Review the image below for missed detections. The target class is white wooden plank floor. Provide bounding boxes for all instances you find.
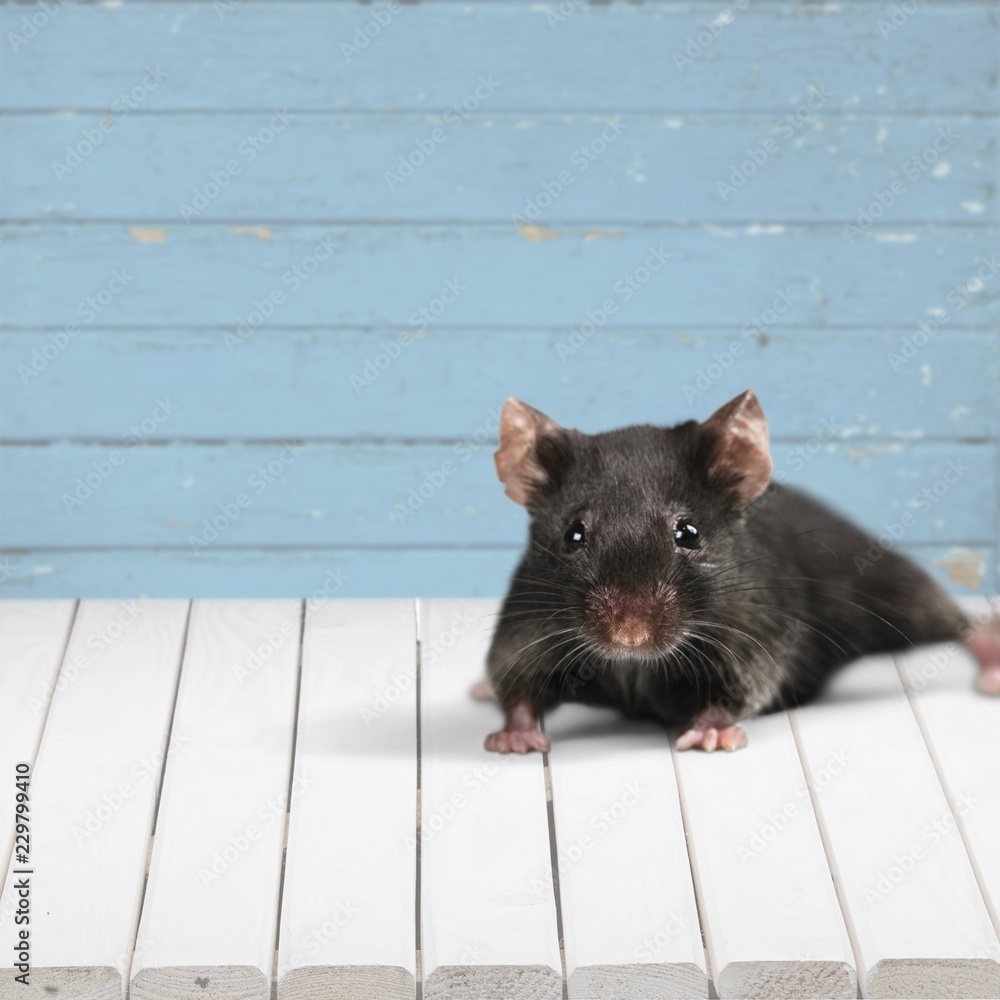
[0,597,999,999]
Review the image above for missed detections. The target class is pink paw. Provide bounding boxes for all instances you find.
[976,666,1000,695]
[469,680,493,702]
[484,727,551,754]
[676,723,748,753]
[969,621,1000,695]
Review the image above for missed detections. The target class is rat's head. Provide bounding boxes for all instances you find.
[495,390,773,661]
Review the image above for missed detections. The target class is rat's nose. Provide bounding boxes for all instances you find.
[610,616,652,648]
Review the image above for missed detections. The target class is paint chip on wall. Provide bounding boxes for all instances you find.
[934,550,985,590]
[129,227,167,244]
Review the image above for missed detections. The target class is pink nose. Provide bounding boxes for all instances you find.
[609,616,651,648]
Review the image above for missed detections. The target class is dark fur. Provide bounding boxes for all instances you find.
[487,418,968,730]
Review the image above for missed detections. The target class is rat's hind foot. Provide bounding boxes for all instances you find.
[469,680,493,701]
[676,708,749,752]
[484,700,550,754]
[967,618,1000,694]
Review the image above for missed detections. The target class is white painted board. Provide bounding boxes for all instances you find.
[419,598,562,1000]
[545,703,707,999]
[675,711,856,998]
[131,600,303,1000]
[0,599,190,1000]
[0,602,76,874]
[895,596,1000,971]
[791,653,1000,998]
[278,598,418,1000]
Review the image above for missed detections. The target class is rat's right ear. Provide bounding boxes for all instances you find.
[495,398,568,506]
[702,389,773,504]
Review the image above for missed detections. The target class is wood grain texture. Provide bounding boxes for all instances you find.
[0,440,993,549]
[4,115,994,223]
[418,598,562,999]
[791,654,1000,998]
[545,705,707,999]
[277,599,417,999]
[2,225,998,330]
[0,600,189,999]
[130,601,302,1000]
[4,328,998,443]
[1,3,995,113]
[0,544,992,600]
[674,712,855,999]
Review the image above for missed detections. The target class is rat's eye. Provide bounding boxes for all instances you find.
[564,521,587,548]
[673,519,700,551]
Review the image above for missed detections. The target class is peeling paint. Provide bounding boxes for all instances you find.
[961,201,987,215]
[583,230,624,241]
[935,550,985,590]
[872,232,917,243]
[848,443,903,458]
[744,224,786,235]
[518,224,561,242]
[129,227,167,244]
[233,226,273,241]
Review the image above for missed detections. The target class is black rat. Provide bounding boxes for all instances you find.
[481,390,1000,753]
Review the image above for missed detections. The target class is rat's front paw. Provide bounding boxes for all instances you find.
[968,619,1000,694]
[484,728,551,754]
[676,722,748,752]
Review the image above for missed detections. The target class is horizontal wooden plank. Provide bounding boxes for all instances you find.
[1,225,997,329]
[3,114,994,224]
[0,544,992,601]
[3,328,998,442]
[0,440,993,549]
[0,3,995,114]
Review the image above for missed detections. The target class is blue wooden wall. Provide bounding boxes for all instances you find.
[1,0,997,598]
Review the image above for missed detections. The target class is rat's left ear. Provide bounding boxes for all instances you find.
[495,398,569,506]
[702,389,773,503]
